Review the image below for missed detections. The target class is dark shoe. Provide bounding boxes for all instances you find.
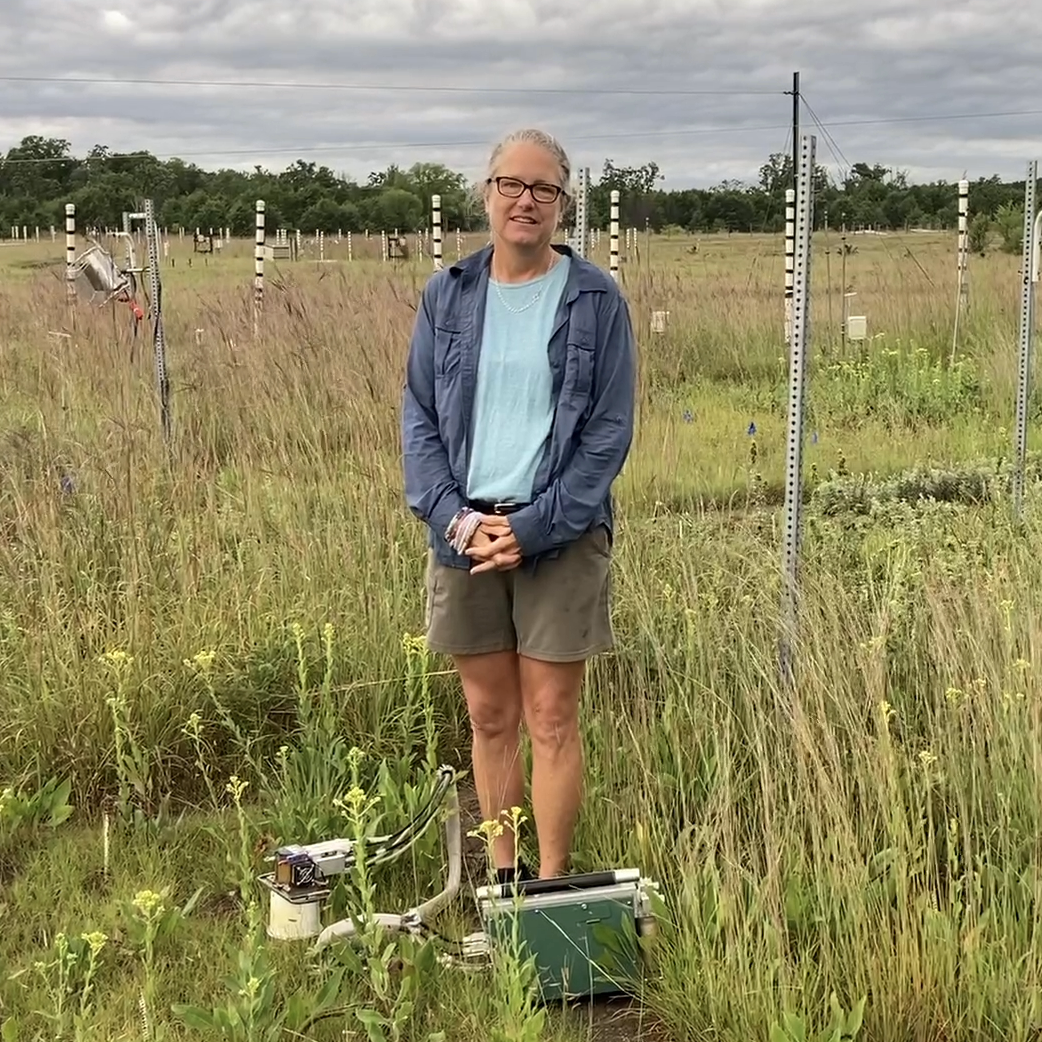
[495,862,535,886]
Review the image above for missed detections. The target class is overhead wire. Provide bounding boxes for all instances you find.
[0,73,781,97]
[5,102,1042,167]
[798,91,937,289]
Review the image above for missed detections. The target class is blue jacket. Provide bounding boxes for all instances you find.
[401,243,636,570]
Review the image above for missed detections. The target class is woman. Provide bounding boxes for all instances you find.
[401,128,636,882]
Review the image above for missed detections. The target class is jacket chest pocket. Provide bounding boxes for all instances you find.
[562,340,595,408]
[433,326,462,380]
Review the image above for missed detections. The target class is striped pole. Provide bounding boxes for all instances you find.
[609,190,620,281]
[784,188,795,343]
[65,203,76,302]
[957,178,969,306]
[432,194,443,271]
[950,178,970,361]
[254,199,265,338]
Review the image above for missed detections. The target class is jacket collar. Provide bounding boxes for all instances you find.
[448,242,609,294]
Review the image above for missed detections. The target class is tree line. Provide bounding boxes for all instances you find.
[0,135,1032,239]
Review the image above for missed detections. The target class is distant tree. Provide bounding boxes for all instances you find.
[0,134,1032,238]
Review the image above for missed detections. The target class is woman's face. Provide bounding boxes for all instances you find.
[484,142,565,251]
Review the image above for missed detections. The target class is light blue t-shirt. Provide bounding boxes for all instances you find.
[466,254,571,504]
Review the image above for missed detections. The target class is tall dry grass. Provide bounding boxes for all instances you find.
[1,230,1041,1040]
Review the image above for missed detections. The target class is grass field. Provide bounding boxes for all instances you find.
[1,223,1041,1042]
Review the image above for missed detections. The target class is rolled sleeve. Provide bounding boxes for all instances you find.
[508,291,636,557]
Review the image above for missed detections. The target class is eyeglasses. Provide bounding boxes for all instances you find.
[487,176,564,204]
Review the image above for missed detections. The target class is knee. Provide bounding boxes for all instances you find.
[468,700,522,741]
[525,692,580,750]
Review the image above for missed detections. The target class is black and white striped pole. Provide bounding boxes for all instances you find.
[951,179,970,361]
[431,194,443,271]
[784,188,795,343]
[65,203,76,304]
[957,178,969,307]
[1013,161,1038,520]
[609,189,620,281]
[779,134,817,687]
[254,199,265,339]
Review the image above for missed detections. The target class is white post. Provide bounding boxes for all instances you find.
[958,178,969,306]
[951,178,971,361]
[254,200,265,338]
[432,194,443,271]
[65,203,76,302]
[784,188,795,343]
[609,190,620,281]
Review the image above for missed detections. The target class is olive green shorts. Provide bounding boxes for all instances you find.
[424,526,614,663]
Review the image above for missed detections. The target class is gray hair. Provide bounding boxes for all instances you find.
[469,128,573,213]
[486,128,572,193]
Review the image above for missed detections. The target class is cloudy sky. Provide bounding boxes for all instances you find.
[2,0,1040,190]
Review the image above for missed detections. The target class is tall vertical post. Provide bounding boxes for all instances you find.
[784,188,795,343]
[254,200,265,339]
[957,178,969,306]
[791,71,800,195]
[574,167,588,259]
[431,194,443,271]
[779,133,817,687]
[950,178,970,361]
[1013,161,1037,520]
[609,189,620,281]
[65,203,76,302]
[144,198,171,446]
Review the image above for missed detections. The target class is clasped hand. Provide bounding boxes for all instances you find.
[465,515,521,574]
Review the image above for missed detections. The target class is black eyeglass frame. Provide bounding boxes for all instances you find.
[486,176,566,204]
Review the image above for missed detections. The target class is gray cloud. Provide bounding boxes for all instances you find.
[2,0,1040,188]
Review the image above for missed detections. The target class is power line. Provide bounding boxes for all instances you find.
[3,106,1041,167]
[0,73,780,97]
[0,123,797,164]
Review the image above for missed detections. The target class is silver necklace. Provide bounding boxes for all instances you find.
[492,255,557,314]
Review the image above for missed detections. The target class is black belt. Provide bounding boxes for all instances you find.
[467,500,529,516]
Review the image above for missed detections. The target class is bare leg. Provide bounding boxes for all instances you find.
[519,656,586,878]
[454,650,525,871]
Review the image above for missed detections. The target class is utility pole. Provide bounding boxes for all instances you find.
[791,71,800,194]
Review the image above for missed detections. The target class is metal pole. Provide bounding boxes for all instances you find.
[144,198,171,446]
[1013,160,1037,520]
[791,71,800,194]
[779,133,817,687]
[574,167,588,259]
